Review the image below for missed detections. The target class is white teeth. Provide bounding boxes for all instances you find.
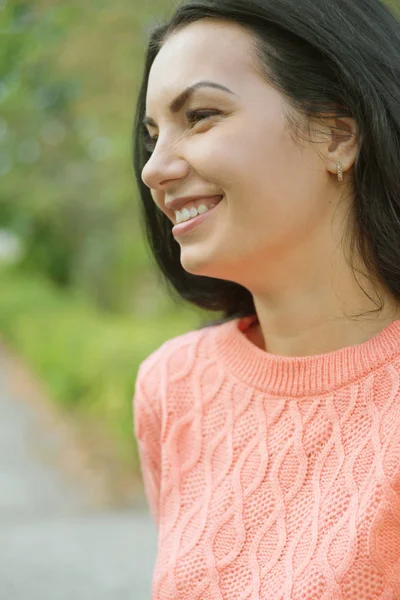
[175,203,210,224]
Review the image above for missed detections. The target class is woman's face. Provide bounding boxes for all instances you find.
[142,19,339,289]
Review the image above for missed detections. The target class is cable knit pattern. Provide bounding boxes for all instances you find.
[133,315,400,599]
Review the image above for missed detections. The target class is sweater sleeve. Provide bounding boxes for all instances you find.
[133,360,162,528]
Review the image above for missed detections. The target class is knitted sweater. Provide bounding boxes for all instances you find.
[133,314,400,600]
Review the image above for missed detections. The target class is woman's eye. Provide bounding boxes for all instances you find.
[185,108,220,125]
[143,109,220,153]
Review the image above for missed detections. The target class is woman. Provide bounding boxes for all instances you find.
[132,0,400,597]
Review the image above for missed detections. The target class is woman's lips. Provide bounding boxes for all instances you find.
[172,196,223,237]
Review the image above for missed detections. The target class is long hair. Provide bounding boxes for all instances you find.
[133,0,400,329]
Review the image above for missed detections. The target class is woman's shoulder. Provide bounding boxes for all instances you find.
[136,318,230,385]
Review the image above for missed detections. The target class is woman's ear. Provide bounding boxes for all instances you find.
[325,117,359,178]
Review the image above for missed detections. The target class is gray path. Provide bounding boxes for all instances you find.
[0,347,157,600]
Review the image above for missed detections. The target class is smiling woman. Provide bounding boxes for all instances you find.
[131,0,400,598]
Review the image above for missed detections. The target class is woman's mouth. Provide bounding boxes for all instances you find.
[172,196,223,237]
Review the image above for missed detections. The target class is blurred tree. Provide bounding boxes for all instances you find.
[0,0,170,314]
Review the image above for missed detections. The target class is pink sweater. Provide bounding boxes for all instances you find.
[133,315,400,599]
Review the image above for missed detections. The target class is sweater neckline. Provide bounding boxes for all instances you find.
[213,314,400,396]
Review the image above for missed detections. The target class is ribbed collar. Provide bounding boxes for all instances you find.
[213,314,400,397]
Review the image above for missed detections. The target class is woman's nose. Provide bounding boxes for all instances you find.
[141,141,189,190]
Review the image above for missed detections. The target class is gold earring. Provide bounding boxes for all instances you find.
[337,160,344,182]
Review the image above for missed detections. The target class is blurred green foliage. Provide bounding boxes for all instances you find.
[0,266,201,465]
[0,0,178,313]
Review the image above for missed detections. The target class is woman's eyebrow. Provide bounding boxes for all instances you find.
[143,80,237,128]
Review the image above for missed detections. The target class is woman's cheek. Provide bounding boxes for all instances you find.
[186,132,241,182]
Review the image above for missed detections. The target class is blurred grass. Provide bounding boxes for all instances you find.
[0,266,203,471]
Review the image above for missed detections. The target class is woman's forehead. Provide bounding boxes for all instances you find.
[146,25,256,112]
[148,20,255,83]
